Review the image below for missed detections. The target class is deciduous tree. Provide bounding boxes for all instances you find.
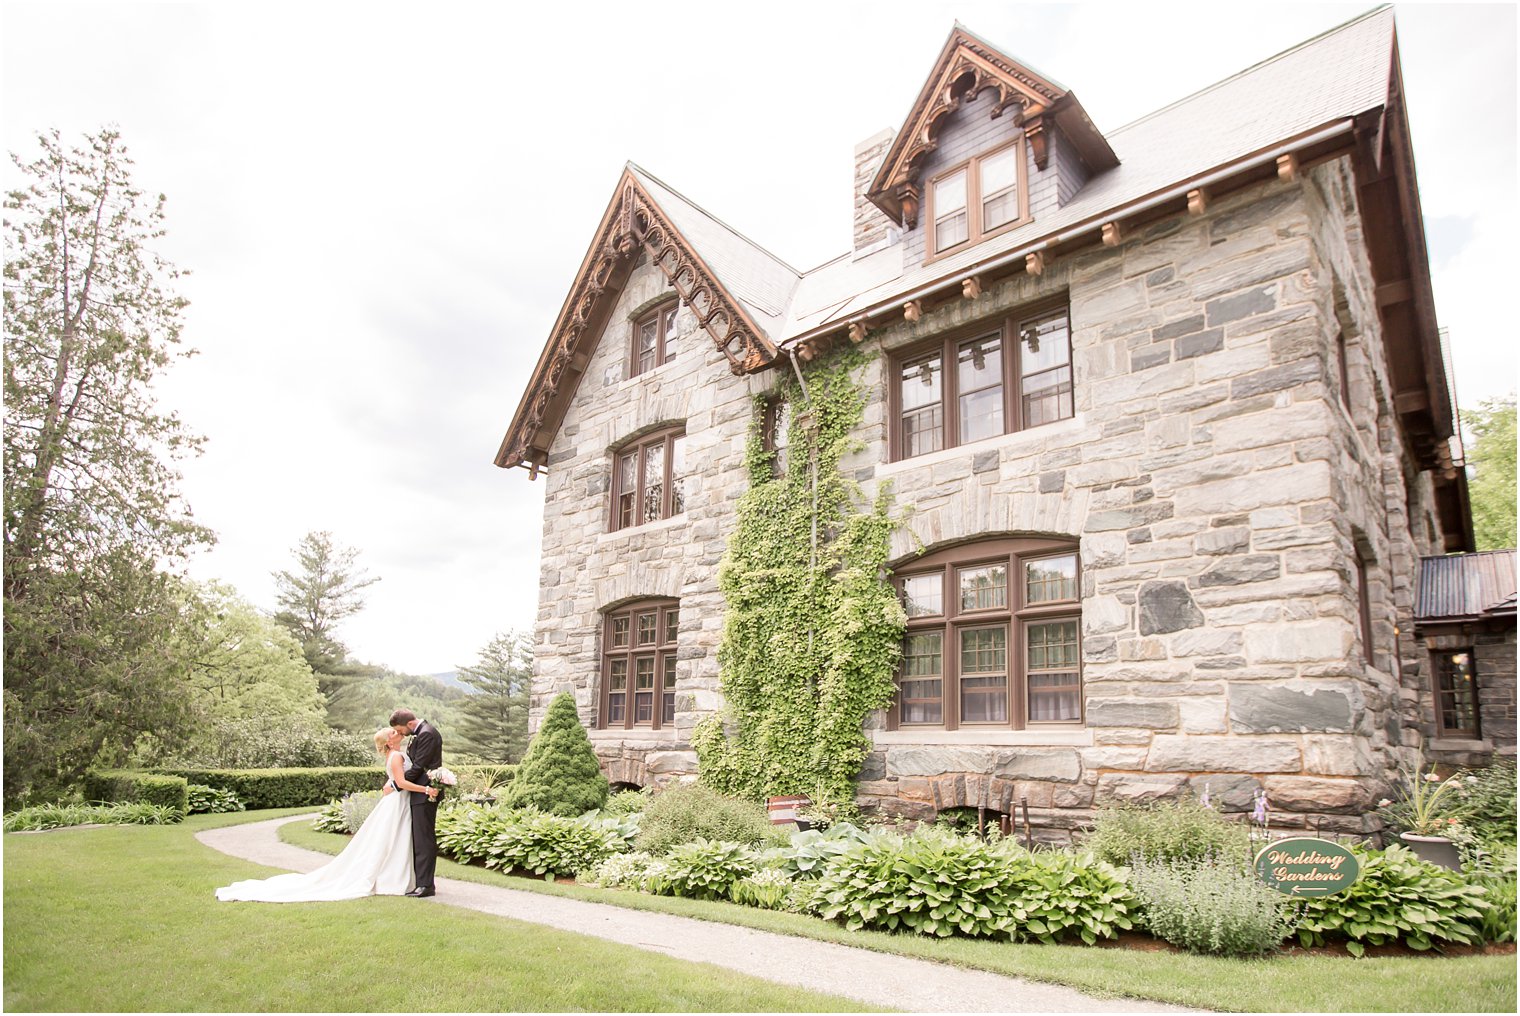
[1464,396,1517,551]
[3,128,210,806]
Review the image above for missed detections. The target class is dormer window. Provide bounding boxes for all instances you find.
[629,301,679,378]
[926,139,1029,261]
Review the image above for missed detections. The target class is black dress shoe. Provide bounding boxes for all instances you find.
[403,887,435,898]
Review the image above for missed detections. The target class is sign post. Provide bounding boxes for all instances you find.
[1253,837,1361,897]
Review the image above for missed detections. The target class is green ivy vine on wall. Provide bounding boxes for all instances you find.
[692,345,905,808]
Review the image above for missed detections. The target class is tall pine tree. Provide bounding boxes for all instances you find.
[455,631,531,763]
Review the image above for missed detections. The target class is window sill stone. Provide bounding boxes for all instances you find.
[871,413,1085,480]
[871,728,1091,747]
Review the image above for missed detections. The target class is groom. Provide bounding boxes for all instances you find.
[390,709,443,898]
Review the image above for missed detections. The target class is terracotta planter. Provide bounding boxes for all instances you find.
[1400,832,1462,870]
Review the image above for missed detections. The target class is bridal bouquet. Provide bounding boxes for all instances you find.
[428,767,457,789]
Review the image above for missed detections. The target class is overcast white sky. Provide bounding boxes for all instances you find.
[4,2,1515,675]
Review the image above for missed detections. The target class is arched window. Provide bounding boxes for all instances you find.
[889,537,1082,730]
[599,598,679,730]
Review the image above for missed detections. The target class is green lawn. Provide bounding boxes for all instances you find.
[283,818,1518,1013]
[3,810,875,1013]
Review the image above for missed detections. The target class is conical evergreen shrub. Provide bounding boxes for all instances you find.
[504,692,608,815]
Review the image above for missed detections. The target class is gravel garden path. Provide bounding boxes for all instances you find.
[199,815,1198,1014]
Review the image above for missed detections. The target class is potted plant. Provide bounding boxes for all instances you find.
[1384,758,1466,870]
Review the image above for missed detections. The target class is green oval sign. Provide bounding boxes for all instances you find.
[1253,837,1361,896]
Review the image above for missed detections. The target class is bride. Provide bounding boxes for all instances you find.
[215,727,437,902]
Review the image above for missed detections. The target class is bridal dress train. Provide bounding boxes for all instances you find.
[215,784,415,903]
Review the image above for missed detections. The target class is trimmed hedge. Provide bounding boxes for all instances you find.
[83,771,189,814]
[150,767,384,809]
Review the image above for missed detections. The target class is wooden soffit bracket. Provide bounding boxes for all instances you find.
[865,26,1116,227]
[495,170,779,471]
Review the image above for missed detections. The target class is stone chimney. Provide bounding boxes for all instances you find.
[853,128,898,256]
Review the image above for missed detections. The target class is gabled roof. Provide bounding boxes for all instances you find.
[866,24,1118,227]
[782,6,1398,338]
[1416,550,1518,625]
[494,167,787,471]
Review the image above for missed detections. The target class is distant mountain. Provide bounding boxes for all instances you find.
[428,670,479,694]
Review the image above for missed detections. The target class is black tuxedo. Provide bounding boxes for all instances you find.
[405,719,444,890]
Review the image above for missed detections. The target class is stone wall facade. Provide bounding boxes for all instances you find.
[530,153,1457,835]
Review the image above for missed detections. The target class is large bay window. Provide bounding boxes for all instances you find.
[890,538,1082,730]
[600,599,680,730]
[611,428,686,531]
[891,305,1072,460]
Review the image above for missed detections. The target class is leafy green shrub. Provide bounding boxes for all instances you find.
[1456,760,1517,847]
[1129,855,1296,956]
[730,868,796,910]
[655,839,758,900]
[503,693,607,816]
[602,788,651,816]
[1469,871,1517,944]
[1081,800,1246,867]
[1295,843,1491,955]
[147,719,374,769]
[150,766,384,808]
[815,826,1134,943]
[82,770,189,815]
[186,783,244,814]
[635,782,788,855]
[436,803,635,877]
[3,801,181,831]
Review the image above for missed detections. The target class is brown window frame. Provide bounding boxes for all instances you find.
[888,302,1072,461]
[888,537,1082,731]
[924,138,1032,263]
[599,598,680,730]
[628,300,680,378]
[609,428,686,531]
[1354,550,1375,663]
[1335,330,1353,413]
[1431,648,1481,739]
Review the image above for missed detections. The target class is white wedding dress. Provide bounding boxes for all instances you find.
[215,755,415,903]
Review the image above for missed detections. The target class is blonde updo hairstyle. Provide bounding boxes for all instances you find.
[373,728,394,757]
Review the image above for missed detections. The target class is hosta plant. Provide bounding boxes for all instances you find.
[186,783,245,815]
[1295,843,1491,955]
[655,839,759,900]
[729,868,795,910]
[578,850,659,890]
[783,823,868,878]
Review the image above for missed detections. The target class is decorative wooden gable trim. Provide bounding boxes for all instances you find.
[495,170,780,472]
[867,26,1118,228]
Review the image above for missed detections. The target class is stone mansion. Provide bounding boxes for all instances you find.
[497,8,1511,837]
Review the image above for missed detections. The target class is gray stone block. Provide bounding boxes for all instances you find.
[1230,684,1354,733]
[973,449,999,474]
[1229,359,1319,399]
[1039,469,1066,493]
[1131,346,1172,371]
[1195,554,1282,587]
[1086,698,1179,729]
[1153,314,1206,342]
[1188,773,1261,811]
[1146,735,1301,773]
[1176,328,1224,360]
[1205,286,1276,327]
[1138,580,1205,635]
[857,751,887,782]
[1096,772,1189,804]
[887,747,994,777]
[993,748,1081,783]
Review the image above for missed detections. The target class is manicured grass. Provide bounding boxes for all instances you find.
[285,818,1519,1013]
[3,810,876,1013]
